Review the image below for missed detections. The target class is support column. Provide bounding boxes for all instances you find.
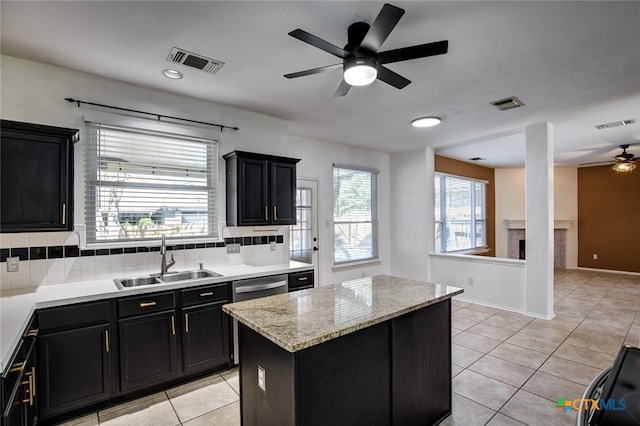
[525,123,555,319]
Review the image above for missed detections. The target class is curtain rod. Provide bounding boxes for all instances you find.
[65,97,239,131]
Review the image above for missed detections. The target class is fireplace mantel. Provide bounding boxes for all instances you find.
[504,220,574,230]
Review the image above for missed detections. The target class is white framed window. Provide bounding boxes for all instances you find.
[435,173,486,253]
[84,122,218,244]
[333,165,378,265]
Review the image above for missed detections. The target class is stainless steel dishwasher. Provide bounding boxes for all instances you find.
[231,274,288,364]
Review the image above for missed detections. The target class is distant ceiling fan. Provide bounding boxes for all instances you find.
[284,3,449,97]
[580,144,639,172]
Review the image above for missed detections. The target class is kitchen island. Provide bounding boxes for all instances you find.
[223,275,463,426]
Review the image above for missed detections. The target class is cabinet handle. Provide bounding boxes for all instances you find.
[62,203,66,225]
[105,329,110,353]
[24,328,39,337]
[9,361,26,373]
[265,206,269,221]
[185,313,189,333]
[171,315,176,336]
[298,277,308,281]
[22,372,33,406]
[31,366,36,397]
[200,292,214,297]
[273,205,278,221]
[139,301,157,308]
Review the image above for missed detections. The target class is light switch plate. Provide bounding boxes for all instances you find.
[7,256,19,272]
[257,365,266,392]
[270,241,276,251]
[226,243,240,254]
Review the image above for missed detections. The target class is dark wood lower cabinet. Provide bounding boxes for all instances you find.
[182,302,230,374]
[118,311,179,393]
[37,324,111,418]
[238,299,452,426]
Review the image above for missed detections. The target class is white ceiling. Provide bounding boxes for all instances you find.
[2,1,640,168]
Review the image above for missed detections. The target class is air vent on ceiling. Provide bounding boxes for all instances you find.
[167,47,225,75]
[595,119,636,129]
[490,96,524,111]
[469,157,485,161]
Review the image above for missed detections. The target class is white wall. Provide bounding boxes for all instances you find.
[429,254,526,313]
[494,167,578,268]
[389,147,434,281]
[0,55,390,288]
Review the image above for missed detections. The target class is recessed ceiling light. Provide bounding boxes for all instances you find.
[162,69,183,79]
[411,117,441,128]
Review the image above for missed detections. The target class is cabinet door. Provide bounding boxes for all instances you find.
[238,157,269,225]
[182,302,230,374]
[0,121,76,232]
[270,161,296,225]
[119,311,179,393]
[37,324,111,418]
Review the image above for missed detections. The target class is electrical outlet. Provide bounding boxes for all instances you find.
[257,365,266,391]
[592,253,598,260]
[270,241,276,251]
[7,256,19,272]
[226,243,240,254]
[467,277,474,286]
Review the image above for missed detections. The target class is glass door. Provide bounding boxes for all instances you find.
[290,179,319,284]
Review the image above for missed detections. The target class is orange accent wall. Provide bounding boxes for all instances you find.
[434,155,495,257]
[578,165,640,273]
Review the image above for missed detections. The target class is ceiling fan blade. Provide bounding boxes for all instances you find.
[284,63,342,79]
[377,66,411,89]
[578,160,615,166]
[334,79,352,97]
[379,40,449,64]
[288,29,349,59]
[360,3,405,52]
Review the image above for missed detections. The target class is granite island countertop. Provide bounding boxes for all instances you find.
[223,274,463,353]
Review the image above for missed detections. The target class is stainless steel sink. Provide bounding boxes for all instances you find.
[114,269,223,289]
[160,270,222,282]
[115,276,163,288]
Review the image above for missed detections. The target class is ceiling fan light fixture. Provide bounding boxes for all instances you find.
[411,116,441,128]
[612,162,636,173]
[343,57,378,86]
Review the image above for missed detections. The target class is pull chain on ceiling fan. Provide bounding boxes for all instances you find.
[284,3,449,97]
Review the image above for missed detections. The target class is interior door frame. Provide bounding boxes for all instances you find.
[295,178,319,286]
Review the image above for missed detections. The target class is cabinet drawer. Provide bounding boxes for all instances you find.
[39,301,110,333]
[288,271,314,291]
[181,283,229,307]
[118,292,175,318]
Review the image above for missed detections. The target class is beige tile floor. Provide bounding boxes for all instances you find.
[58,269,640,426]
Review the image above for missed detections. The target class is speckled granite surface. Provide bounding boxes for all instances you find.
[223,275,463,352]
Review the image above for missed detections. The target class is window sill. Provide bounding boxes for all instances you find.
[441,247,491,256]
[332,258,381,271]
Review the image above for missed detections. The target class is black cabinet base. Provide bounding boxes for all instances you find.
[238,299,452,426]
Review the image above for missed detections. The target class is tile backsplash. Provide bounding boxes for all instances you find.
[0,229,289,291]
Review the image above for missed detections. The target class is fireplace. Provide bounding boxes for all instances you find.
[504,220,573,269]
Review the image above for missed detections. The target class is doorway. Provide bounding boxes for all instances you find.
[290,179,319,285]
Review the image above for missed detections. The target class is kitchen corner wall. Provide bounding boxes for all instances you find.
[0,55,391,289]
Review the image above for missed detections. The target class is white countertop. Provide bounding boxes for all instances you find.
[0,261,313,371]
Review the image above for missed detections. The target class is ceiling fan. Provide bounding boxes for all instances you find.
[284,3,449,97]
[579,144,640,172]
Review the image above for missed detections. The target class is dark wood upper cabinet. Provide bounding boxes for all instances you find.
[223,151,300,226]
[0,120,77,232]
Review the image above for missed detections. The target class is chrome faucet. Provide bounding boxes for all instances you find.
[160,234,176,275]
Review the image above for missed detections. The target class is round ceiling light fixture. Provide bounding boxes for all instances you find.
[343,57,378,86]
[162,69,183,79]
[411,116,441,128]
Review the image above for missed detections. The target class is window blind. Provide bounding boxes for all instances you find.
[84,122,218,243]
[333,166,378,265]
[435,173,486,253]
